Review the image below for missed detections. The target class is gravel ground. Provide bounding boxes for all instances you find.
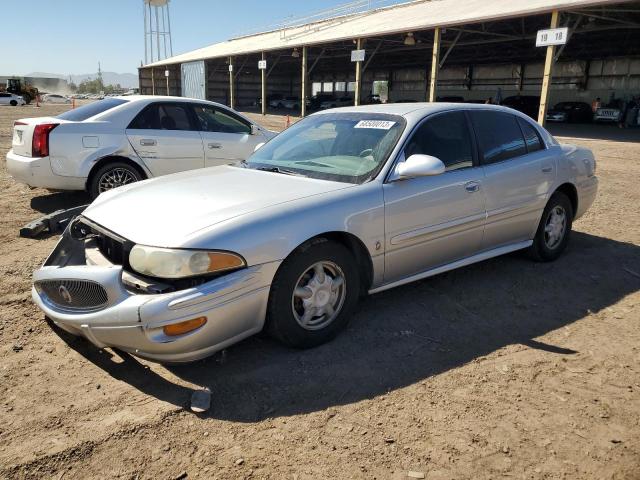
[0,103,639,480]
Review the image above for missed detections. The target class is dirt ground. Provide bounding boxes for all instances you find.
[0,103,639,480]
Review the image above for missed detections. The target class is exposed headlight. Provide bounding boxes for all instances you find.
[128,245,245,279]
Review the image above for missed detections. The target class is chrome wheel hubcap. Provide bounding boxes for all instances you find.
[292,261,346,331]
[544,205,567,249]
[98,168,137,193]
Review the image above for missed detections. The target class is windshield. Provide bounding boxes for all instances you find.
[57,98,128,121]
[243,112,405,184]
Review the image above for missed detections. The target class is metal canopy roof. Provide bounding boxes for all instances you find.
[144,0,631,68]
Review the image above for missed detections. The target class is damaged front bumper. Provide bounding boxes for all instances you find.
[33,224,279,363]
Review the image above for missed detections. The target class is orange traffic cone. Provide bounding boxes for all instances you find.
[286,115,291,128]
[72,98,76,109]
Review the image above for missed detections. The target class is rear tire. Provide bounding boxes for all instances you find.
[22,93,32,104]
[10,100,17,106]
[266,239,360,349]
[528,191,573,262]
[89,162,143,199]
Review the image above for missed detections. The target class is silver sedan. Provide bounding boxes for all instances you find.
[32,103,598,363]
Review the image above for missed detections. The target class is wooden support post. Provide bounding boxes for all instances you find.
[151,68,155,95]
[354,38,362,106]
[301,46,308,117]
[261,52,266,116]
[229,56,235,109]
[518,63,525,92]
[166,70,170,96]
[538,10,560,126]
[428,27,441,102]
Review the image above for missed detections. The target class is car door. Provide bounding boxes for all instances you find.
[0,93,10,105]
[191,104,267,167]
[125,102,204,176]
[383,110,486,283]
[469,110,553,249]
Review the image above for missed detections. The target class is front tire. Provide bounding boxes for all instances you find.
[89,162,143,199]
[10,100,17,106]
[266,239,360,349]
[528,191,573,262]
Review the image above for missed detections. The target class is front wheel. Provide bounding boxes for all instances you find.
[10,100,17,106]
[528,191,573,262]
[266,239,360,349]
[89,162,143,199]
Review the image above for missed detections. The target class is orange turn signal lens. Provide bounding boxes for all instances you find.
[163,316,207,337]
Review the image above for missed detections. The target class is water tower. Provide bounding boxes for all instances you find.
[143,0,173,64]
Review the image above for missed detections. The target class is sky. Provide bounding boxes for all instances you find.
[2,0,400,76]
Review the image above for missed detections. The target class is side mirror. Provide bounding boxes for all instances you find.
[395,154,445,179]
[254,142,265,152]
[250,124,261,135]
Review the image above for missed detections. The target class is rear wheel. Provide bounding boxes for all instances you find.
[89,162,143,199]
[528,191,573,262]
[10,100,17,106]
[266,239,360,349]
[22,93,32,104]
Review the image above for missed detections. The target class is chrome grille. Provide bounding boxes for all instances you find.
[35,279,109,312]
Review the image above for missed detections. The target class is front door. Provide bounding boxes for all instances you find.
[126,102,204,176]
[191,104,267,167]
[383,111,486,283]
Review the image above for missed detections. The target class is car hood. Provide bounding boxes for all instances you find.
[83,165,352,247]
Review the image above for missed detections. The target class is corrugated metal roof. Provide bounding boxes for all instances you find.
[145,0,629,67]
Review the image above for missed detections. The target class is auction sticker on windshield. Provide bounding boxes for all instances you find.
[354,120,396,129]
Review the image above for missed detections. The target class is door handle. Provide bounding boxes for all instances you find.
[208,143,222,149]
[465,181,481,193]
[139,139,156,146]
[542,166,553,173]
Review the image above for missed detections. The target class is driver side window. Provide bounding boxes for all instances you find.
[404,111,474,171]
[193,105,251,134]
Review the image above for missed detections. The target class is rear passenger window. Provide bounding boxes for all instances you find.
[404,111,474,171]
[128,103,193,131]
[470,111,527,164]
[517,118,544,153]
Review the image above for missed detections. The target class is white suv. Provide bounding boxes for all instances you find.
[7,96,276,198]
[0,92,26,106]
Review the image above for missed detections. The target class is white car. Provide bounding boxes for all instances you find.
[0,92,26,106]
[593,107,621,122]
[320,96,354,109]
[43,94,72,104]
[7,96,276,198]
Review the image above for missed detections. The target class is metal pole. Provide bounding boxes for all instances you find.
[166,0,173,56]
[301,46,307,117]
[428,27,441,102]
[229,56,235,109]
[149,2,154,62]
[166,70,169,96]
[151,68,155,95]
[143,1,148,65]
[155,5,161,62]
[261,52,266,116]
[354,38,362,106]
[538,10,560,126]
[161,4,168,60]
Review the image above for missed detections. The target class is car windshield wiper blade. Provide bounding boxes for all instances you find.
[255,166,305,177]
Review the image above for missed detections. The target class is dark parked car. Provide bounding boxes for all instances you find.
[546,101,593,123]
[501,95,540,119]
[437,96,465,102]
[308,93,335,111]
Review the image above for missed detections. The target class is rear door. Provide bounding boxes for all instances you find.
[383,110,486,282]
[191,103,267,167]
[469,110,553,249]
[125,102,204,176]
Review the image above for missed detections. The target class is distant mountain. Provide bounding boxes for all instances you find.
[25,71,139,89]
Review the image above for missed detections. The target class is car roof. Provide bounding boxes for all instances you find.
[312,102,528,118]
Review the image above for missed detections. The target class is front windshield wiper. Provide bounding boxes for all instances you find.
[255,166,306,177]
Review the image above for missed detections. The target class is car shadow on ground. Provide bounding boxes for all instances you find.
[30,191,90,215]
[52,231,640,421]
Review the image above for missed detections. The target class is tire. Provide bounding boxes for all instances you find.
[89,161,143,199]
[528,191,573,262]
[22,93,32,104]
[266,239,360,349]
[10,100,17,106]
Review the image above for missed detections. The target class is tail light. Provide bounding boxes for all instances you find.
[14,121,27,127]
[32,123,59,157]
